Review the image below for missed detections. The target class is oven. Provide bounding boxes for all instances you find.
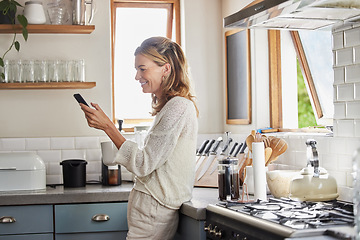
[205,198,355,240]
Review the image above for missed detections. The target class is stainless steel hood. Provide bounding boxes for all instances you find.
[224,0,360,30]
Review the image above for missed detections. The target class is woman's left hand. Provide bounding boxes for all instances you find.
[80,102,113,131]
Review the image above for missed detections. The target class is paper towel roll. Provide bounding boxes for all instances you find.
[252,142,267,200]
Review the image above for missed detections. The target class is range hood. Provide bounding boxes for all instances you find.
[224,0,360,30]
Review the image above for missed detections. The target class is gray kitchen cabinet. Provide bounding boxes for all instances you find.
[0,205,53,240]
[174,213,206,240]
[54,202,128,240]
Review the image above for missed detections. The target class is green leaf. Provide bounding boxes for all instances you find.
[22,28,28,41]
[1,73,5,80]
[0,58,4,67]
[13,1,23,7]
[15,41,20,51]
[17,14,28,28]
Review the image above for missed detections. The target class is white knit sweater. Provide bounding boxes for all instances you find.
[112,96,198,209]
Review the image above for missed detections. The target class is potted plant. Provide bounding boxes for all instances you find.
[0,0,28,80]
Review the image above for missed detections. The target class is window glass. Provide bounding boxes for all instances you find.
[114,7,168,120]
[298,30,334,123]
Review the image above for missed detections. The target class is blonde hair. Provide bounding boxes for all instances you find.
[135,37,198,116]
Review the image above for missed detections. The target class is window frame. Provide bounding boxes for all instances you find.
[268,30,325,129]
[110,0,181,125]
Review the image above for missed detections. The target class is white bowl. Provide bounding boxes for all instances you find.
[266,170,301,198]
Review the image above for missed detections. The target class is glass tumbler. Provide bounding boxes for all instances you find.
[74,59,85,82]
[14,60,23,83]
[34,60,48,82]
[22,60,35,83]
[65,60,75,82]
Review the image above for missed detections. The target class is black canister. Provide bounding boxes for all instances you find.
[60,159,87,187]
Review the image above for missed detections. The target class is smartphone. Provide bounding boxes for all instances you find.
[73,93,89,107]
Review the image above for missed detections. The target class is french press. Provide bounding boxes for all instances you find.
[218,157,240,201]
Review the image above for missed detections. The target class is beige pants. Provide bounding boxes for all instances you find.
[126,189,179,240]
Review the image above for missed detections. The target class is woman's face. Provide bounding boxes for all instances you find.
[135,54,168,98]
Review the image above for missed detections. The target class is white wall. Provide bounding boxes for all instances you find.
[0,0,112,137]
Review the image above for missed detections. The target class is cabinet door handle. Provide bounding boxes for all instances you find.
[91,214,110,222]
[0,216,16,223]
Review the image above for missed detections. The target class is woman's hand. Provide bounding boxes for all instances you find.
[80,102,113,131]
[79,102,126,149]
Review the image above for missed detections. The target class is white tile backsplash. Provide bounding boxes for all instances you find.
[337,84,354,101]
[356,120,360,137]
[50,137,75,150]
[336,120,355,137]
[61,149,86,160]
[333,32,344,50]
[355,83,360,100]
[334,67,345,84]
[75,136,100,149]
[1,138,26,151]
[336,47,353,66]
[334,102,346,119]
[345,64,360,83]
[25,138,50,150]
[355,46,360,64]
[344,28,360,47]
[347,101,360,118]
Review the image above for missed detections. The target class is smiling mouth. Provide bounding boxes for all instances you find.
[141,81,148,86]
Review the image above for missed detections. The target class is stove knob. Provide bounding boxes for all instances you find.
[204,224,212,232]
[210,225,218,235]
[215,229,223,238]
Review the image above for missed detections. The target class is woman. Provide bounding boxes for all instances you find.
[79,36,198,239]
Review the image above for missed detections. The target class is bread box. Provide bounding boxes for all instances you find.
[0,152,46,191]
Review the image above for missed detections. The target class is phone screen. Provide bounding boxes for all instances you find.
[73,93,89,107]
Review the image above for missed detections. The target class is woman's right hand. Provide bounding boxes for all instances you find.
[80,102,113,131]
[79,102,126,149]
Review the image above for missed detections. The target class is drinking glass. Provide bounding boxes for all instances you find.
[21,60,35,83]
[34,60,49,82]
[14,60,23,83]
[74,59,85,82]
[65,60,75,82]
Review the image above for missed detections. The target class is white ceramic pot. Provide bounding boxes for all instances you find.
[24,1,46,24]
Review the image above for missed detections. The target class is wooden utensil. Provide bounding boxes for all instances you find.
[245,130,256,152]
[265,147,272,164]
[262,136,271,148]
[267,137,288,165]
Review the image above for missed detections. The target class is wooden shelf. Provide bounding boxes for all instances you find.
[0,82,96,89]
[0,24,95,34]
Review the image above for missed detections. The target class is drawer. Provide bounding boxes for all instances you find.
[55,202,128,233]
[56,231,127,240]
[0,233,53,240]
[0,205,53,235]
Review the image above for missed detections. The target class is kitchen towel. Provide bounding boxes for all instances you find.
[252,142,267,200]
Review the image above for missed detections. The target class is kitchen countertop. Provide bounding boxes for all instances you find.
[0,182,219,221]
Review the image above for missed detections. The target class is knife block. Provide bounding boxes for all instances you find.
[194,158,218,187]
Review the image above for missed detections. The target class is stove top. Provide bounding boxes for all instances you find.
[220,198,354,230]
[206,198,355,239]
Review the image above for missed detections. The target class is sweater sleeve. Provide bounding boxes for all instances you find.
[114,97,192,177]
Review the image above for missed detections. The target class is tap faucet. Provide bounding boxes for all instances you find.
[306,139,319,177]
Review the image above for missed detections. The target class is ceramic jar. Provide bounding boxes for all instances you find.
[23,1,46,24]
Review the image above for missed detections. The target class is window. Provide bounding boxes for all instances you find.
[111,0,180,128]
[269,30,334,129]
[291,30,334,127]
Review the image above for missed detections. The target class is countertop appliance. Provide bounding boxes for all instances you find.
[205,198,355,239]
[224,0,360,30]
[0,152,46,191]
